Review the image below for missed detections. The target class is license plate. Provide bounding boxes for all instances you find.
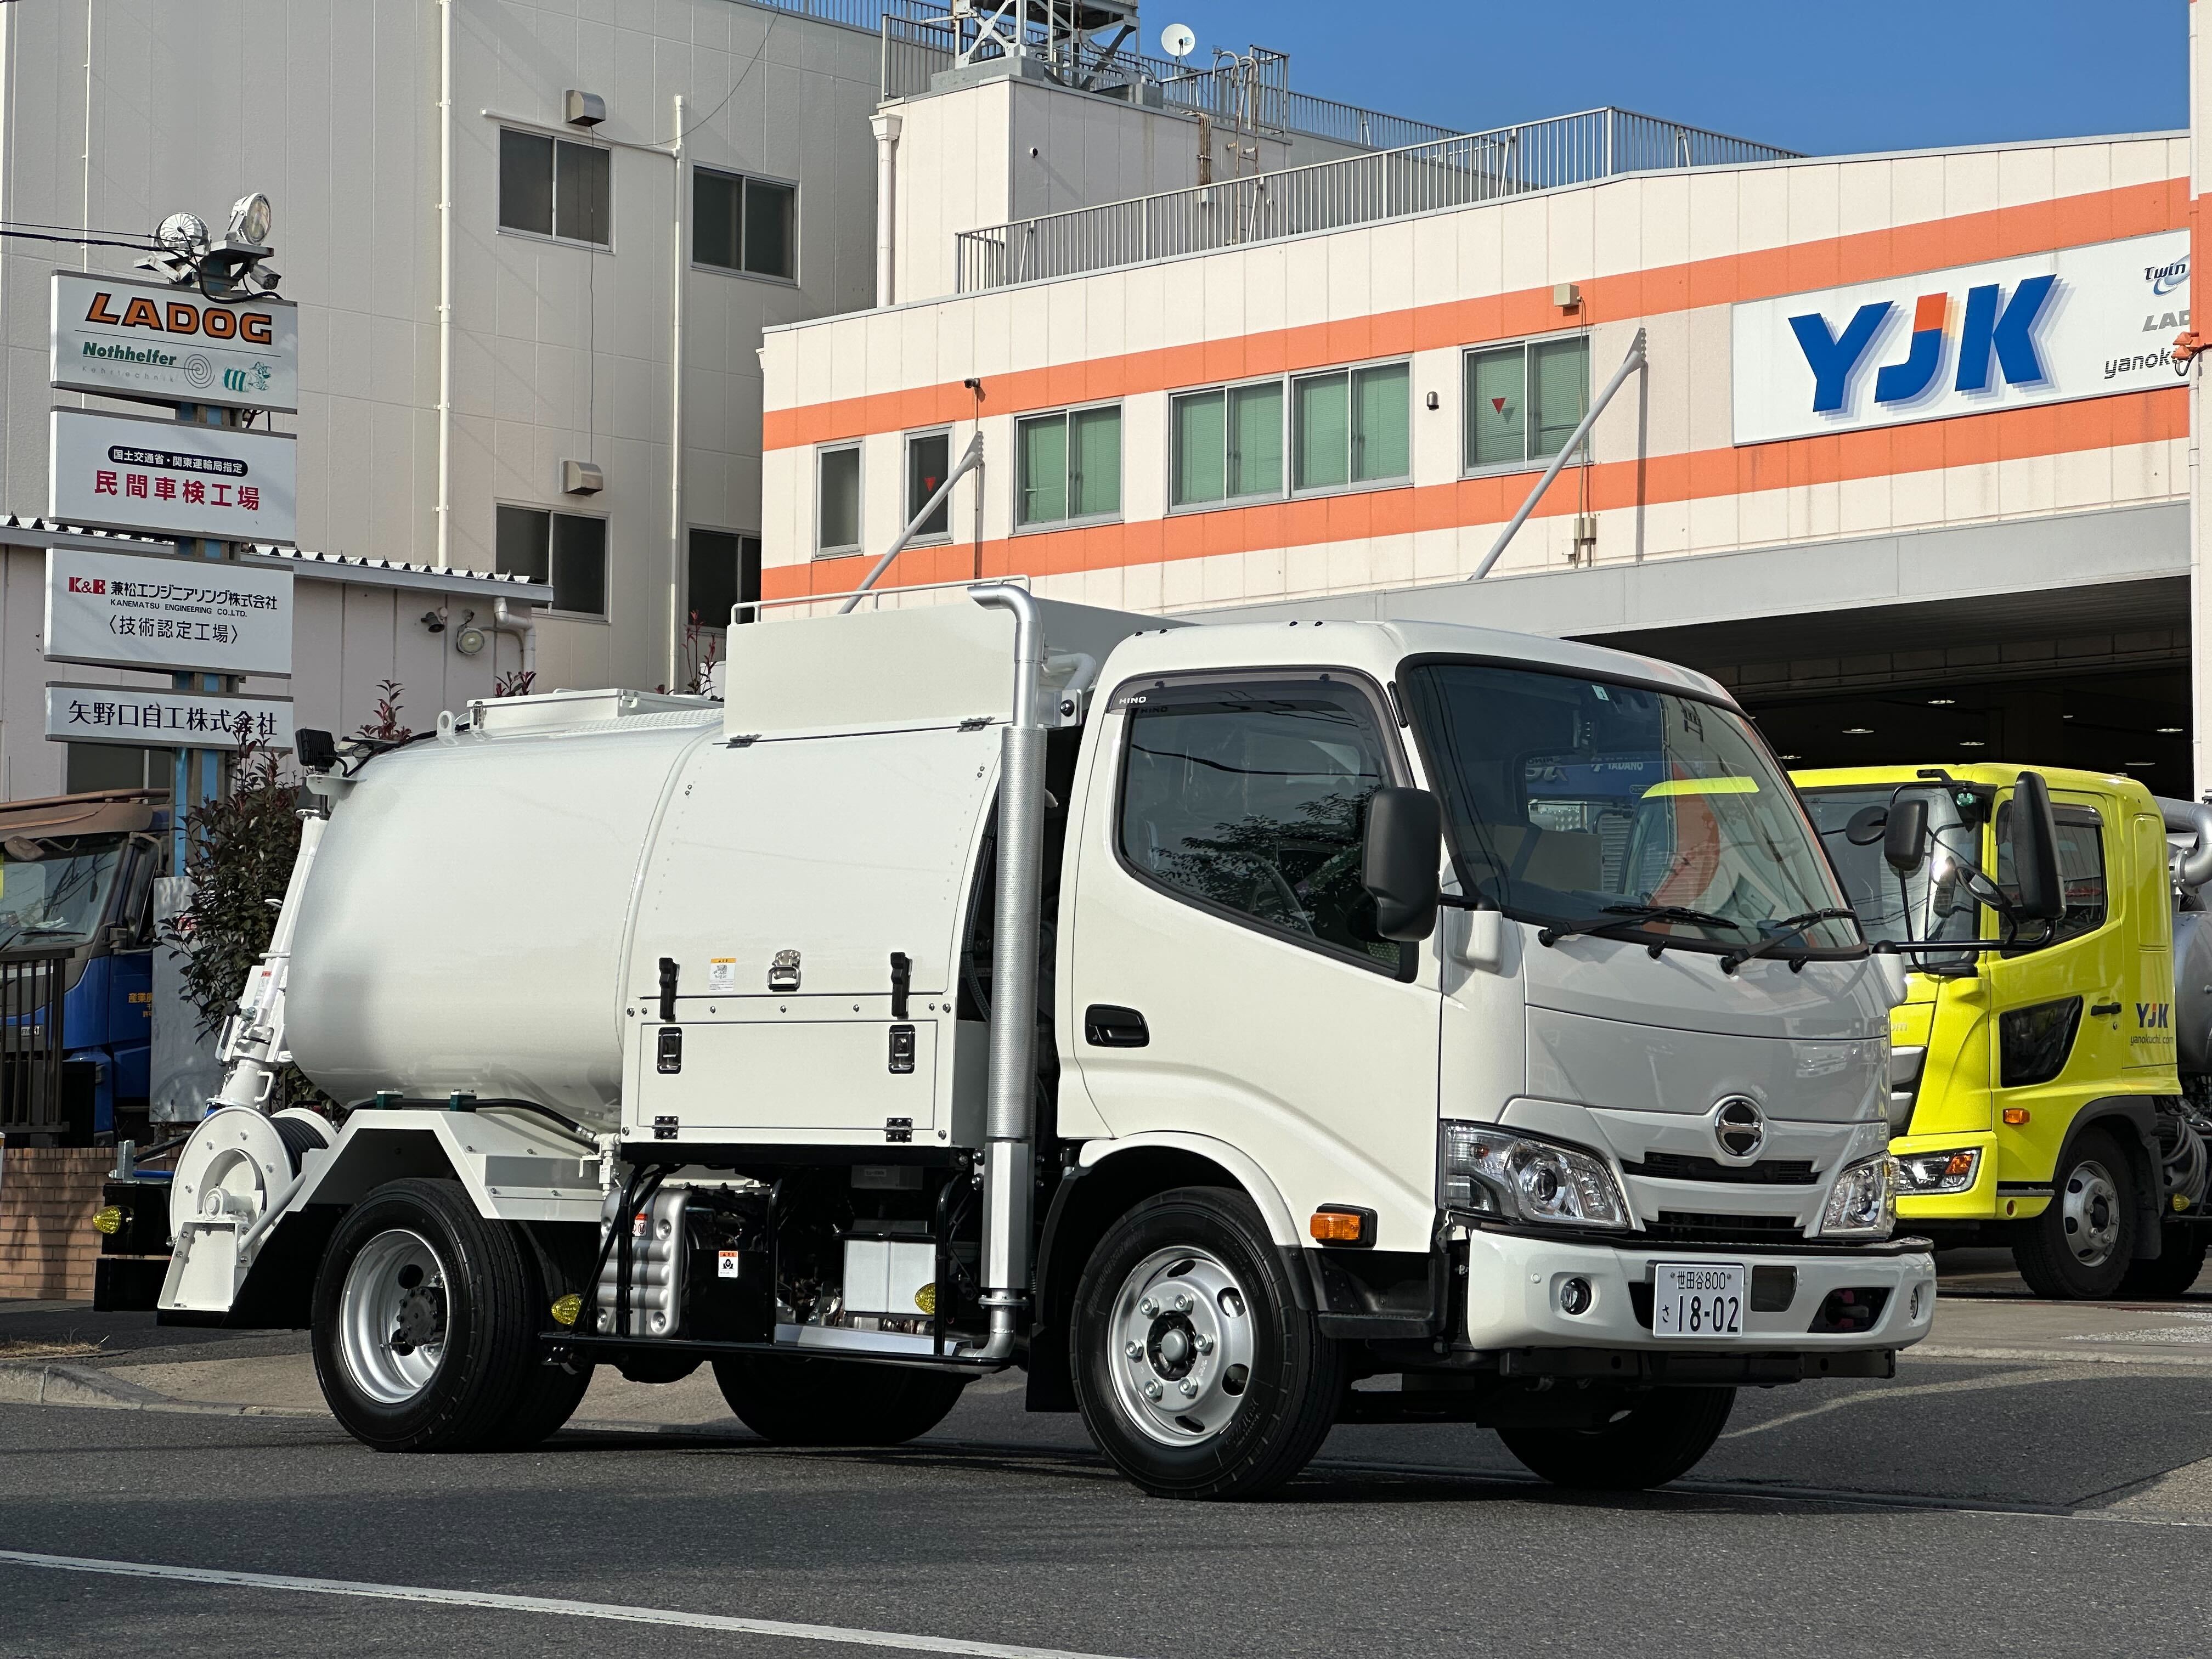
[1652,1262,1745,1338]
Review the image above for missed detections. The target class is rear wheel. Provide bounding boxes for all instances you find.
[1497,1387,1735,1490]
[2117,1228,2209,1300]
[311,1177,540,1451]
[710,1355,967,1446]
[2015,1128,2137,1300]
[1070,1186,1343,1500]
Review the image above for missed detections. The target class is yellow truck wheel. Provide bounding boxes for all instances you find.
[2115,1229,2209,1300]
[2013,1128,2138,1300]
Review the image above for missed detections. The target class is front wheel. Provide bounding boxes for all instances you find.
[2014,1128,2138,1300]
[1498,1387,1735,1490]
[311,1177,541,1451]
[1070,1186,1343,1500]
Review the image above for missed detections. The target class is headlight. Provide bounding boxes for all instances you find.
[1895,1147,1980,1194]
[1818,1152,1897,1239]
[1441,1121,1630,1231]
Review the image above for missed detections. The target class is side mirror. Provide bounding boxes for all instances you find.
[1362,787,1442,942]
[1883,795,1928,874]
[2011,771,2066,922]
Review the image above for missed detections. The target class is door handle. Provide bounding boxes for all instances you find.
[2090,1001,2122,1017]
[1084,1004,1149,1048]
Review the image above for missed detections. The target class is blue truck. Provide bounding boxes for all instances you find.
[0,787,165,1147]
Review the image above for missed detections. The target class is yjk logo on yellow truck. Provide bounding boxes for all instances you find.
[2138,1002,2171,1029]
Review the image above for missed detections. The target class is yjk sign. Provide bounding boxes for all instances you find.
[1731,229,2189,444]
[44,546,292,678]
[44,682,294,752]
[49,408,296,544]
[50,270,297,412]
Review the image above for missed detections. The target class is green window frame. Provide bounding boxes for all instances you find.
[1293,362,1409,492]
[1018,404,1121,527]
[1171,381,1286,508]
[1464,335,1590,472]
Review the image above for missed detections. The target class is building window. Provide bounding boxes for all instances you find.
[905,432,952,538]
[693,167,797,280]
[689,528,763,628]
[496,504,608,618]
[1464,336,1589,471]
[499,129,610,246]
[1293,362,1409,492]
[1018,405,1121,527]
[818,445,861,555]
[1171,381,1284,507]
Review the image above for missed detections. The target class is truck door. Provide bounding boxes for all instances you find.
[1064,672,1442,1252]
[1987,792,2127,1127]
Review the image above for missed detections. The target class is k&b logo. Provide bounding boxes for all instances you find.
[1789,275,2056,414]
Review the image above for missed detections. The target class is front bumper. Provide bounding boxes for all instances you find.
[1460,1223,1936,1355]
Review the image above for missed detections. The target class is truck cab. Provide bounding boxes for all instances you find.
[1792,764,2196,1297]
[0,788,163,1146]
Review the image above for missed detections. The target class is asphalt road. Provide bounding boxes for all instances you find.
[6,1317,2212,1659]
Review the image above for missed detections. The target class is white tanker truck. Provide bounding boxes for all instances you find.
[142,583,1934,1498]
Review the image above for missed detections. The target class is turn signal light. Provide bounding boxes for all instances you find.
[549,1294,583,1327]
[2002,1108,2030,1126]
[91,1206,121,1235]
[1310,1207,1372,1245]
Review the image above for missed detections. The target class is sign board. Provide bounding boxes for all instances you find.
[49,408,296,544]
[43,546,292,678]
[46,682,294,752]
[1731,229,2190,445]
[50,270,297,412]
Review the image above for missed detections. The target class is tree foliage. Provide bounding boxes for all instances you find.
[161,735,302,1041]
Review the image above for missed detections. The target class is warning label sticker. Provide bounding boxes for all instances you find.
[707,957,737,994]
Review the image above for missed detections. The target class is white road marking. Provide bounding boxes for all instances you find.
[1722,1365,2085,1439]
[0,1550,1133,1659]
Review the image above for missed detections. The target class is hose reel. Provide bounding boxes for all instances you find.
[168,1105,333,1245]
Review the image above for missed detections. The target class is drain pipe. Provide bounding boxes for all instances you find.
[960,582,1046,1364]
[1469,326,1646,582]
[871,110,902,307]
[493,596,539,683]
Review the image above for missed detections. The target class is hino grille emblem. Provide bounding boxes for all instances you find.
[768,950,801,992]
[1712,1096,1766,1163]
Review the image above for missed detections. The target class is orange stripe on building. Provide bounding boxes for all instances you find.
[763,178,2187,452]
[763,387,2188,601]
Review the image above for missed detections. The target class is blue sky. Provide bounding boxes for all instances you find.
[1156,1,2188,156]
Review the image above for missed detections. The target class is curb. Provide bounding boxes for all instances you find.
[0,1360,321,1418]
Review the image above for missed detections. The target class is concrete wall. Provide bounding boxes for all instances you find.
[761,132,2191,620]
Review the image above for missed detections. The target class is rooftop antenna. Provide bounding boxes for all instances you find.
[1159,22,1195,59]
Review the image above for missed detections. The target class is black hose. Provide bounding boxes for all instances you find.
[584,1164,663,1338]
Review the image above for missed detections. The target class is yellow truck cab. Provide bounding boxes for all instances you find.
[1792,764,2212,1299]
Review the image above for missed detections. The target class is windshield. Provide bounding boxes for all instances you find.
[1403,662,1858,953]
[1801,785,1984,952]
[0,843,125,952]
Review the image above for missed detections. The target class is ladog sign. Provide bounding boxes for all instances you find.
[50,408,296,543]
[50,270,297,412]
[44,546,292,677]
[1732,229,2189,444]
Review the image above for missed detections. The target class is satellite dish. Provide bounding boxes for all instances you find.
[1159,22,1196,59]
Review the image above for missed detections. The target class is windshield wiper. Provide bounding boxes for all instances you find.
[1537,904,1743,950]
[1718,907,1861,975]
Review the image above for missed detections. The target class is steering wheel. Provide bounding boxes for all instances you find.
[1247,863,1316,934]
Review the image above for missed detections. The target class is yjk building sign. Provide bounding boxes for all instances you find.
[50,269,298,411]
[1731,229,2190,444]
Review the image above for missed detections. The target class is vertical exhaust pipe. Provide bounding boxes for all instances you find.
[962,583,1046,1363]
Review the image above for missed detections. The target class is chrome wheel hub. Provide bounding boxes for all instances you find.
[339,1228,451,1406]
[2061,1159,2122,1268]
[1108,1246,1255,1447]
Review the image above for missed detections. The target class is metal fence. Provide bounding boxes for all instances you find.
[956,106,1797,292]
[731,0,889,36]
[0,957,66,1138]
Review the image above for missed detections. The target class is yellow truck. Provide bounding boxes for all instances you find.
[1791,763,2212,1299]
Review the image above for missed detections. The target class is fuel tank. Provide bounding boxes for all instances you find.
[283,695,723,1124]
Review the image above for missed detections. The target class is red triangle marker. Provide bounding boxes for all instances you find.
[1491,397,1508,414]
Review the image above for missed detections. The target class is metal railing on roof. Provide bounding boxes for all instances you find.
[955,106,1797,292]
[730,0,888,35]
[877,1,1459,150]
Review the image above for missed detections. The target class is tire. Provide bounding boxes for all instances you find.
[710,1355,967,1446]
[1069,1185,1344,1501]
[498,1359,594,1448]
[311,1177,540,1452]
[2014,1127,2138,1300]
[1497,1387,1736,1491]
[2117,1228,2209,1300]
